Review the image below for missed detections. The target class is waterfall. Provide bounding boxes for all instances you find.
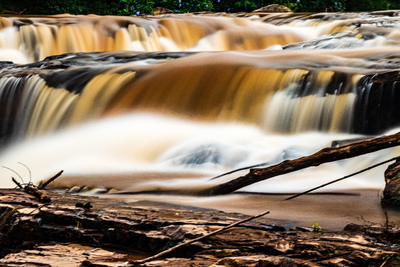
[1,12,400,192]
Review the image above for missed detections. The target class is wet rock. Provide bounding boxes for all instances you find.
[252,5,292,13]
[343,223,364,232]
[0,189,398,266]
[0,244,121,267]
[152,7,173,14]
[162,224,209,240]
[212,255,297,267]
[295,226,313,232]
[301,249,323,259]
[274,240,294,254]
[346,251,372,265]
[75,202,93,209]
[214,249,241,258]
[382,159,400,207]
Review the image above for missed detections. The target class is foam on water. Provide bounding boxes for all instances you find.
[2,13,400,194]
[0,112,395,193]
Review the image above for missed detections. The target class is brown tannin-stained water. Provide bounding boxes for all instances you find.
[2,11,400,229]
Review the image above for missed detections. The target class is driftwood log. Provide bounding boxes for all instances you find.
[203,131,400,196]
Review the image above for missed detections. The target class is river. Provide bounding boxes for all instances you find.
[1,11,400,229]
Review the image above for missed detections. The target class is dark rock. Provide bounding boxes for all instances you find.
[162,224,209,240]
[0,189,397,266]
[343,223,364,232]
[214,255,297,266]
[382,159,400,207]
[214,248,241,258]
[75,202,93,209]
[295,226,313,232]
[346,251,371,265]
[21,241,34,250]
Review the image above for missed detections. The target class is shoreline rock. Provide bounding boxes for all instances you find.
[0,188,399,266]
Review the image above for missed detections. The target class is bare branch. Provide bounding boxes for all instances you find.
[285,156,400,201]
[11,177,22,189]
[204,131,400,196]
[38,170,64,189]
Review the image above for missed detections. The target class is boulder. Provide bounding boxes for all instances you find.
[252,4,292,13]
[152,7,173,14]
[382,159,400,206]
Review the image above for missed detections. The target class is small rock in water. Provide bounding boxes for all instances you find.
[267,44,283,50]
[173,145,221,167]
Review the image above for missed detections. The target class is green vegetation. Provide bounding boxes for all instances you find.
[1,0,400,15]
[312,220,322,232]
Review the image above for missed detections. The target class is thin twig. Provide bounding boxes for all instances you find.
[38,170,64,189]
[380,254,393,267]
[27,203,49,215]
[284,156,400,201]
[11,177,22,188]
[209,161,270,180]
[129,210,270,265]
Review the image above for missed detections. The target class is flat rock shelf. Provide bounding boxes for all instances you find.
[0,189,399,266]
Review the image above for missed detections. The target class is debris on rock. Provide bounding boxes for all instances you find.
[0,189,398,266]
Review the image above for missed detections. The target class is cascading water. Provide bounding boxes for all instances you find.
[1,11,400,196]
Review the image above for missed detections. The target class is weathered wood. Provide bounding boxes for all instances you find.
[204,131,400,196]
[38,170,63,189]
[24,185,51,203]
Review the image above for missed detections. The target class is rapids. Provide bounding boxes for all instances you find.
[1,11,400,196]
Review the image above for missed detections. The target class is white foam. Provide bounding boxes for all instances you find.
[0,112,395,192]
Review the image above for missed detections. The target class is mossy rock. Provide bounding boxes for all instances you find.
[252,4,292,13]
[152,7,173,15]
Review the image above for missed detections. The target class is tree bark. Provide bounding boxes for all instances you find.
[203,131,400,196]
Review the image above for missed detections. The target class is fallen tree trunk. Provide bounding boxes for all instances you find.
[204,131,400,196]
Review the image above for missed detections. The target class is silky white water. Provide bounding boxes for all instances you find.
[1,12,400,196]
[0,112,394,193]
